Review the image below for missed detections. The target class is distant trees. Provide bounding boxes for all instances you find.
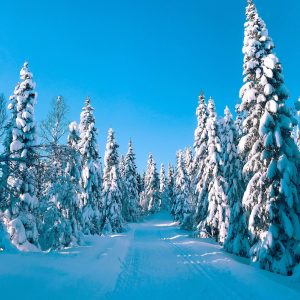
[141,154,160,214]
[123,140,141,222]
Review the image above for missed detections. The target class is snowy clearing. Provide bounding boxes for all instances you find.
[1,212,300,300]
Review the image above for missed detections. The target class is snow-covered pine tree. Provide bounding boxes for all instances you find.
[193,93,209,225]
[101,129,124,233]
[139,171,147,211]
[64,122,83,243]
[78,97,102,235]
[221,107,248,255]
[239,0,274,176]
[167,164,175,213]
[118,154,129,219]
[183,148,195,225]
[143,154,160,214]
[196,98,228,243]
[123,140,141,222]
[238,0,300,275]
[234,0,276,257]
[171,152,180,215]
[249,44,300,274]
[159,163,168,210]
[173,151,193,229]
[5,62,39,251]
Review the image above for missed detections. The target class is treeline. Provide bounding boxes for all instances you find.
[170,0,300,276]
[0,63,168,251]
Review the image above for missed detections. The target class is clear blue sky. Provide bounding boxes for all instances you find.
[0,0,299,170]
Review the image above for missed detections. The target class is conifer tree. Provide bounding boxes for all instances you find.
[64,122,83,242]
[174,151,193,229]
[159,164,168,210]
[123,140,141,222]
[239,0,274,176]
[5,62,39,250]
[196,98,228,243]
[222,107,248,254]
[184,148,195,220]
[118,154,129,219]
[78,97,102,235]
[193,93,209,225]
[234,0,276,257]
[193,92,208,177]
[143,154,160,213]
[101,129,124,233]
[239,0,300,274]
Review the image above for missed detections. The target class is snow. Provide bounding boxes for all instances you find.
[1,212,300,300]
[264,83,274,96]
[10,140,24,152]
[263,54,278,70]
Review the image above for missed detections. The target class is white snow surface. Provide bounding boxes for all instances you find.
[1,212,300,300]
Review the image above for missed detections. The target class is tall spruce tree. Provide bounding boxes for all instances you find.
[143,154,160,214]
[222,107,248,254]
[123,140,141,222]
[183,148,195,226]
[5,62,39,250]
[239,0,274,176]
[238,0,300,274]
[196,98,228,244]
[101,129,124,233]
[174,151,193,229]
[193,93,209,225]
[235,0,276,257]
[78,97,102,235]
[64,122,83,243]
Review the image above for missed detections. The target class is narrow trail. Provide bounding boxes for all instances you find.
[106,211,300,300]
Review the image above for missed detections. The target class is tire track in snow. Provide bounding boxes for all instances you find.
[160,229,246,299]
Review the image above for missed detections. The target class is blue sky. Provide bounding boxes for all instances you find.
[0,0,299,170]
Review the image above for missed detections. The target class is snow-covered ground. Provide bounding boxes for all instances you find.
[1,212,300,300]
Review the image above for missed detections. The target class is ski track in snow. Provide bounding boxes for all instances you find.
[1,211,300,300]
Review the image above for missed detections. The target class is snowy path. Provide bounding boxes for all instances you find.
[1,212,300,300]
